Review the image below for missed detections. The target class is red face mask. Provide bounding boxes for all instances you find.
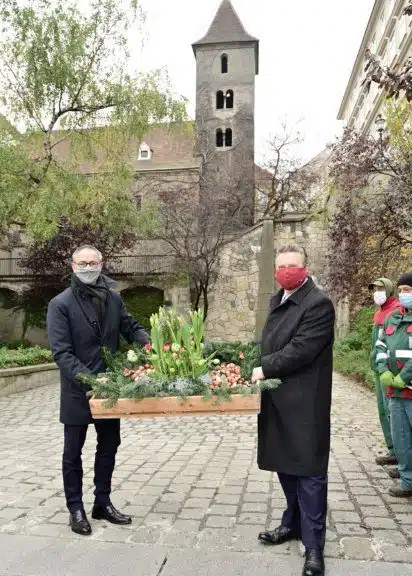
[275,267,308,291]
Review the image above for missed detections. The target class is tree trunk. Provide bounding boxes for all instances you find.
[203,285,209,320]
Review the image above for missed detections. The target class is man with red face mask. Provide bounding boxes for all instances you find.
[252,244,335,576]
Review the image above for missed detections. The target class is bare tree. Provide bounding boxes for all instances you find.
[255,123,319,219]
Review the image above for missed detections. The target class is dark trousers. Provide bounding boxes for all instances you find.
[278,473,328,551]
[63,419,121,513]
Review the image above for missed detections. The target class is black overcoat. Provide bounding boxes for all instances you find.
[47,279,150,425]
[258,278,335,477]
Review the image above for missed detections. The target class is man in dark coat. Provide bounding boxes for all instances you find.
[47,245,150,536]
[252,244,335,576]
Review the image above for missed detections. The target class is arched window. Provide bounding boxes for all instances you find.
[225,128,232,147]
[216,91,224,110]
[225,90,234,109]
[221,54,228,74]
[216,129,224,147]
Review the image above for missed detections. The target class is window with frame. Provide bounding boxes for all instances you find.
[138,142,152,160]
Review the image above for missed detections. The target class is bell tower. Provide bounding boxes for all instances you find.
[192,0,259,225]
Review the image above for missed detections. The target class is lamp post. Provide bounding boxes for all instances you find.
[375,113,386,141]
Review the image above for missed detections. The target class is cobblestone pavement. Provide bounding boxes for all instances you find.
[0,373,412,568]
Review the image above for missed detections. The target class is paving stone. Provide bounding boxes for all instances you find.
[184,498,211,509]
[244,493,270,503]
[324,541,343,558]
[364,517,398,530]
[355,495,385,506]
[331,511,361,523]
[380,545,412,563]
[196,528,233,549]
[396,514,412,525]
[0,508,27,521]
[359,507,390,518]
[214,494,240,505]
[328,500,356,511]
[190,489,216,499]
[129,525,166,544]
[205,516,236,528]
[335,523,369,536]
[241,502,268,513]
[154,502,181,514]
[145,513,175,526]
[178,509,207,520]
[209,505,238,516]
[372,530,408,545]
[238,513,267,525]
[340,537,374,560]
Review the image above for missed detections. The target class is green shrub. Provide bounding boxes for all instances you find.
[0,339,32,350]
[0,346,53,369]
[121,287,164,331]
[334,306,375,389]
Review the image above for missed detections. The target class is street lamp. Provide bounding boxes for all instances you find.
[375,114,386,140]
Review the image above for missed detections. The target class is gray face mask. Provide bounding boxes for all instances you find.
[74,267,101,285]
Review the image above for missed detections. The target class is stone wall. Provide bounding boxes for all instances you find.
[0,363,59,397]
[205,224,262,342]
[205,213,335,343]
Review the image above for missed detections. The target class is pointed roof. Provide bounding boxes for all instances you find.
[194,0,258,46]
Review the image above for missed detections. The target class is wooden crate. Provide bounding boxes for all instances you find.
[90,394,260,419]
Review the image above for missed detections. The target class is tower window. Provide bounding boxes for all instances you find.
[225,90,234,109]
[216,91,224,110]
[216,128,233,148]
[221,54,228,74]
[225,128,232,147]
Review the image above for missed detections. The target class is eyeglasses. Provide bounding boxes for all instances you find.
[74,261,102,268]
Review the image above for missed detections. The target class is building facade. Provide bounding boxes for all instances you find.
[338,0,412,132]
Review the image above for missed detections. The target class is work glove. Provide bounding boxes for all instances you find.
[380,371,395,388]
[393,374,407,390]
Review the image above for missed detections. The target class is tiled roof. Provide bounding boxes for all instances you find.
[25,122,197,174]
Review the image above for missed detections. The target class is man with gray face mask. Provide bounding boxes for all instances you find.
[47,245,150,536]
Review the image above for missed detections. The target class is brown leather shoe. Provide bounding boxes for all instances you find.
[389,485,412,498]
[376,453,397,466]
[258,525,300,545]
[387,467,400,479]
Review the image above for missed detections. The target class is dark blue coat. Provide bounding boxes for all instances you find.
[47,279,150,425]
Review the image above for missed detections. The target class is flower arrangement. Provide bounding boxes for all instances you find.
[82,307,280,408]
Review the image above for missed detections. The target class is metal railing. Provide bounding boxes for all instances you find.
[0,255,175,278]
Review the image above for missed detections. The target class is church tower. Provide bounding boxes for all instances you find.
[192,0,259,225]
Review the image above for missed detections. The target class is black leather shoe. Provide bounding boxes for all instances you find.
[302,549,325,576]
[258,525,300,545]
[92,502,132,525]
[69,509,92,536]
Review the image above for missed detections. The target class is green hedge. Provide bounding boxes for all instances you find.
[121,287,164,332]
[333,306,375,389]
[0,346,53,369]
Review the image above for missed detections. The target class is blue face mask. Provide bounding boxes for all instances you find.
[399,293,412,309]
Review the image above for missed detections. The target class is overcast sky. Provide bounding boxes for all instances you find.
[137,0,375,163]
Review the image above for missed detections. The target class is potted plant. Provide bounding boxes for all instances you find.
[83,308,280,418]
